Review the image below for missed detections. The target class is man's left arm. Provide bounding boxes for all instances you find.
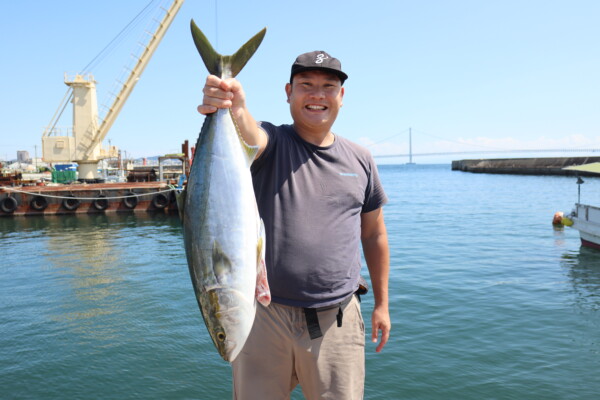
[361,207,391,353]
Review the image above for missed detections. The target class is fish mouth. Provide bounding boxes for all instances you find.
[216,336,240,362]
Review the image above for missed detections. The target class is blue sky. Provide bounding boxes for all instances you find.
[1,0,599,164]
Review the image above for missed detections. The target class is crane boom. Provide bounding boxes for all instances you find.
[83,0,184,160]
[41,0,185,181]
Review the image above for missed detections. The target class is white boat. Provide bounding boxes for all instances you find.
[559,162,600,249]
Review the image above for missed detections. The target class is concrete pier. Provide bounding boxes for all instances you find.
[451,156,600,176]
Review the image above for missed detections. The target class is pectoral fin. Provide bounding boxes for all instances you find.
[212,240,233,285]
[255,218,271,306]
[175,188,186,221]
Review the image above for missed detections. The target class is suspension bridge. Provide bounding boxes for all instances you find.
[369,127,600,160]
[375,148,600,159]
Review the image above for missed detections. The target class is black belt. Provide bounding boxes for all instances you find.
[303,294,355,340]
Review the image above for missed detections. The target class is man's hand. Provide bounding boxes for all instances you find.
[197,75,246,115]
[196,74,267,157]
[371,305,391,353]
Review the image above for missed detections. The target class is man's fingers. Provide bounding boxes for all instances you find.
[205,74,223,88]
[199,86,234,114]
[375,327,389,353]
[198,76,244,115]
[371,326,378,343]
[371,319,391,353]
[203,87,233,104]
[197,104,217,115]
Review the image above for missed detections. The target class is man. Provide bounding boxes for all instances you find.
[198,50,390,400]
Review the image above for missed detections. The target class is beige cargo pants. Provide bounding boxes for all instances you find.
[232,295,365,400]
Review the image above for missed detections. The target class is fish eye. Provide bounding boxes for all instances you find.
[217,332,226,342]
[219,295,231,307]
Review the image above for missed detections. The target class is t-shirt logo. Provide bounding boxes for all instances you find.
[315,53,328,64]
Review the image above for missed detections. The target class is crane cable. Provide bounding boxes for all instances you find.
[80,0,157,74]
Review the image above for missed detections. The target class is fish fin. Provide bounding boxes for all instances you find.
[228,27,267,78]
[255,218,271,306]
[228,108,260,166]
[190,19,222,77]
[256,218,266,268]
[255,257,271,307]
[191,19,266,78]
[175,188,186,220]
[212,240,232,285]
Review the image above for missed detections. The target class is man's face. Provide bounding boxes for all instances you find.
[285,70,344,135]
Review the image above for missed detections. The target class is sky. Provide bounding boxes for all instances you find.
[1,0,599,164]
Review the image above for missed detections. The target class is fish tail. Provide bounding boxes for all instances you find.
[190,19,267,78]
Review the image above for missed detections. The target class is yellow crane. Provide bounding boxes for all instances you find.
[42,0,184,181]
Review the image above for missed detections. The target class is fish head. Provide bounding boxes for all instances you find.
[199,286,255,362]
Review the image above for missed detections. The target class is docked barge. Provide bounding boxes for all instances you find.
[0,0,186,218]
[0,182,178,217]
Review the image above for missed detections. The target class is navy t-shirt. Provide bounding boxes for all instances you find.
[251,122,387,308]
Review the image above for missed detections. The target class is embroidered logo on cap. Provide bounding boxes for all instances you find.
[315,53,328,64]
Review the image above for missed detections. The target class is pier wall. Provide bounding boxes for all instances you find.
[451,156,600,176]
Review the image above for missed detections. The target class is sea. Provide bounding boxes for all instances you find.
[2,164,600,400]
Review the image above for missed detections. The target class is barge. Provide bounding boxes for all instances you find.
[1,1,187,218]
[0,182,178,217]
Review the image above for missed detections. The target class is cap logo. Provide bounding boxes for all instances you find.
[315,53,328,64]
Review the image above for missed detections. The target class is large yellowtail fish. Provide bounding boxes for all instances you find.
[181,20,270,362]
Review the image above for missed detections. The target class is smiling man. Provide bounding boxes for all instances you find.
[198,51,390,400]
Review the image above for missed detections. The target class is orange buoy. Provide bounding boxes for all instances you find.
[552,211,564,226]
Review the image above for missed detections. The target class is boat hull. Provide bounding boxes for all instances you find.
[568,203,600,249]
[0,182,177,217]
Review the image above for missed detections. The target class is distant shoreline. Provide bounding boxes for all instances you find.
[451,156,600,176]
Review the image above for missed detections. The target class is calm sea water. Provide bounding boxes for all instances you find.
[2,164,600,400]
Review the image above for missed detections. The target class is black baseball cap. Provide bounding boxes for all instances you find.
[290,51,348,84]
